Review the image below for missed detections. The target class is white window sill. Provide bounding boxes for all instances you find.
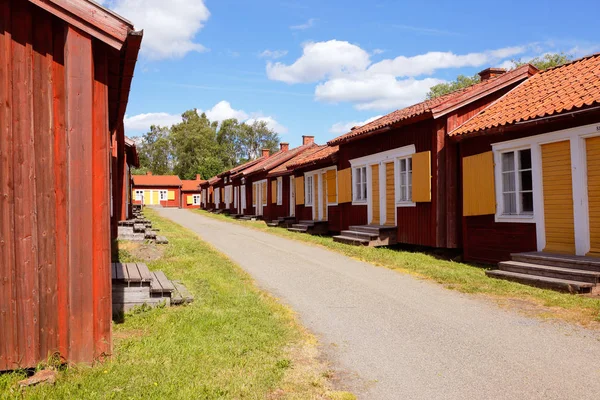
[396,201,416,207]
[352,200,367,206]
[305,203,313,207]
[326,202,338,207]
[495,214,536,224]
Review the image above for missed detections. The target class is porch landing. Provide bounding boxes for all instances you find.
[487,252,600,294]
[333,225,397,247]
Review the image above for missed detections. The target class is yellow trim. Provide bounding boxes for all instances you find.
[262,181,267,206]
[412,151,431,202]
[542,140,575,254]
[337,168,351,204]
[295,176,304,205]
[152,191,159,204]
[371,164,380,224]
[186,195,193,205]
[271,180,277,204]
[385,162,395,226]
[326,169,337,204]
[168,190,175,200]
[462,151,496,216]
[587,136,600,256]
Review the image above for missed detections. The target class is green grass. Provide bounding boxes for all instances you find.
[196,210,600,326]
[0,208,351,399]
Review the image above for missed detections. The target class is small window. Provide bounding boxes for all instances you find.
[159,190,168,201]
[501,149,533,216]
[306,175,313,206]
[193,195,201,205]
[353,166,367,202]
[135,190,144,201]
[397,157,412,203]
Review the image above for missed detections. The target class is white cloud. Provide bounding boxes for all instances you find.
[124,112,182,131]
[329,115,383,134]
[200,101,248,122]
[246,116,289,134]
[372,49,385,55]
[109,0,210,60]
[266,40,371,84]
[267,41,529,110]
[290,18,316,30]
[259,49,289,59]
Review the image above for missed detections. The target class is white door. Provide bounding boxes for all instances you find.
[289,176,295,217]
[241,185,246,213]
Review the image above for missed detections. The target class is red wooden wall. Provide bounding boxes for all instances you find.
[131,186,181,208]
[0,1,113,370]
[182,191,202,209]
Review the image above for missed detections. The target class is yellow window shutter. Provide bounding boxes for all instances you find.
[262,182,267,205]
[252,185,256,205]
[337,168,351,204]
[271,180,277,204]
[462,151,496,216]
[187,195,193,205]
[295,176,304,205]
[412,151,431,202]
[326,169,337,204]
[168,190,175,200]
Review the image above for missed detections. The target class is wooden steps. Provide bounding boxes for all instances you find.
[287,220,328,235]
[487,252,600,294]
[333,225,397,247]
[267,217,296,228]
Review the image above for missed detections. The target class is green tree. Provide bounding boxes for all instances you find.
[217,118,245,169]
[239,120,280,160]
[136,125,173,175]
[426,52,573,100]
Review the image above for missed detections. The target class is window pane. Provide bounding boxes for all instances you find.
[362,182,367,200]
[502,152,515,172]
[400,186,406,201]
[503,193,517,214]
[408,157,412,172]
[400,170,406,187]
[408,170,412,188]
[520,170,532,191]
[519,149,532,170]
[521,192,534,213]
[400,159,406,173]
[503,172,516,192]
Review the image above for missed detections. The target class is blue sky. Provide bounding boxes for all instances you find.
[101,0,600,147]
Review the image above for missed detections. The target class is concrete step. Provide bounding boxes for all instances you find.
[333,235,370,246]
[499,261,600,284]
[288,227,308,233]
[349,225,396,234]
[511,252,600,272]
[340,230,379,240]
[486,270,595,294]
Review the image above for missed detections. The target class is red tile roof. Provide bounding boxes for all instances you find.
[328,64,537,145]
[268,145,324,176]
[450,53,600,137]
[181,179,204,191]
[217,156,266,178]
[132,174,182,187]
[287,145,339,169]
[237,143,318,177]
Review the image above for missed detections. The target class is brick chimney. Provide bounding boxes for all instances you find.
[302,135,315,145]
[146,171,152,176]
[262,148,270,158]
[196,174,201,181]
[280,142,289,152]
[478,67,506,82]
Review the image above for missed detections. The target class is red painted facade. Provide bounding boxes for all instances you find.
[0,0,141,370]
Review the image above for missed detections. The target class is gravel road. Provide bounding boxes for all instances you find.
[157,208,600,400]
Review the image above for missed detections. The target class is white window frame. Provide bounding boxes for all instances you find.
[193,194,201,205]
[305,175,314,206]
[498,148,534,218]
[159,190,168,201]
[135,190,144,201]
[276,177,283,205]
[225,185,233,207]
[395,156,415,207]
[234,186,239,209]
[214,188,220,206]
[352,166,368,204]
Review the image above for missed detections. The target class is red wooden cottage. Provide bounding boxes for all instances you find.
[132,172,183,207]
[0,0,141,370]
[200,176,221,210]
[117,137,140,221]
[181,175,205,209]
[449,54,600,292]
[327,65,538,247]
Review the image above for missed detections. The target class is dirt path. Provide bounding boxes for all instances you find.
[158,208,600,400]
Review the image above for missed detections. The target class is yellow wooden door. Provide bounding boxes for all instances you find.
[152,190,159,205]
[541,141,575,254]
[371,164,380,225]
[385,162,395,226]
[587,136,600,256]
[143,190,151,205]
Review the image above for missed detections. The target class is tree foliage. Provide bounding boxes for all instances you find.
[132,110,280,180]
[426,52,573,100]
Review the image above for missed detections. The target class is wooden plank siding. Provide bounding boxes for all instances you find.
[385,162,395,226]
[0,0,135,370]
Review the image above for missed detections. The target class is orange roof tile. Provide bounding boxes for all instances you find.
[268,145,324,176]
[181,179,204,191]
[132,174,182,187]
[287,145,339,169]
[328,64,537,145]
[451,53,600,137]
[237,143,318,176]
[217,156,266,177]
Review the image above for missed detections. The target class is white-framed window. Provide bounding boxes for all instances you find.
[353,166,367,202]
[193,194,201,205]
[135,190,144,201]
[305,175,313,206]
[397,157,412,203]
[159,190,168,201]
[276,177,283,205]
[500,148,533,216]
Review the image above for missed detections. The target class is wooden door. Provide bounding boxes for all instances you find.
[587,136,600,256]
[152,190,159,205]
[371,164,380,225]
[384,162,395,226]
[541,141,576,254]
